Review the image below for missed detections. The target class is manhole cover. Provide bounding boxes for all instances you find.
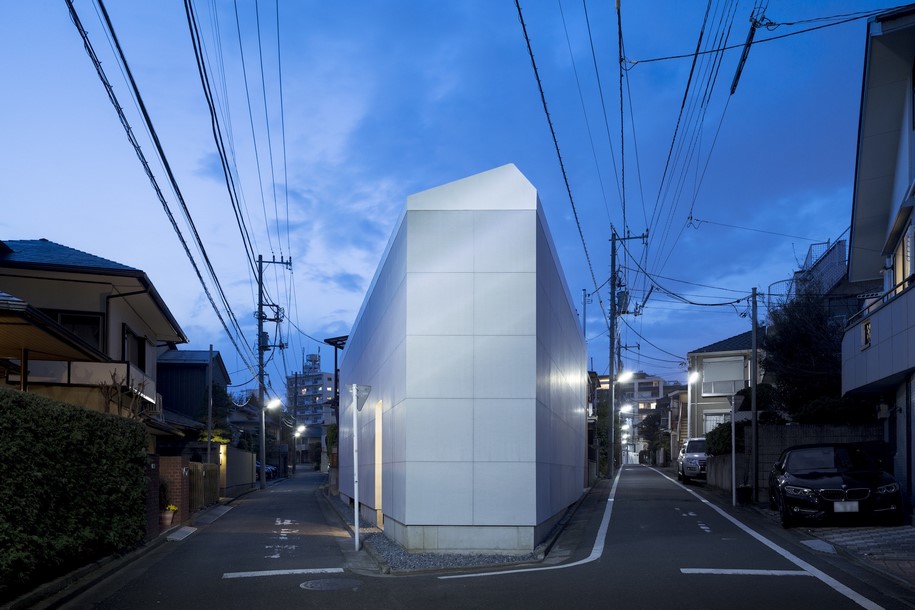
[300,578,362,591]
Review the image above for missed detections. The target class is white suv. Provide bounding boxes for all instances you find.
[677,437,708,483]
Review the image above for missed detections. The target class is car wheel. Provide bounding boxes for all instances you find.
[779,498,794,528]
[676,468,682,481]
[883,508,905,527]
[768,491,777,511]
[682,474,691,484]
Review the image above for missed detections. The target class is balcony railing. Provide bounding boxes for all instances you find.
[846,272,913,329]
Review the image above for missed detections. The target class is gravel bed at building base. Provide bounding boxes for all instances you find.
[327,491,540,573]
[363,531,540,573]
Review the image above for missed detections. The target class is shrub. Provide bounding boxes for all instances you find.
[0,388,147,602]
[706,421,739,455]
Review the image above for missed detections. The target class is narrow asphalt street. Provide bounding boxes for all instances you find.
[26,466,915,610]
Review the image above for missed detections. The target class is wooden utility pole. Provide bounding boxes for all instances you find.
[751,287,758,502]
[608,227,648,477]
[257,254,292,489]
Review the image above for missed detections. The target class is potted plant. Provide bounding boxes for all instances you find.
[160,482,177,528]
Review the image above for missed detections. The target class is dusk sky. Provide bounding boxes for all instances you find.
[1,1,906,398]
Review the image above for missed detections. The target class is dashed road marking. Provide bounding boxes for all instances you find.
[681,568,812,576]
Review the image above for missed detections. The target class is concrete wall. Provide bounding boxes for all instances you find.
[221,445,256,498]
[707,424,886,501]
[339,165,586,552]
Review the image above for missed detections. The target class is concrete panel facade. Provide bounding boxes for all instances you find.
[339,164,586,551]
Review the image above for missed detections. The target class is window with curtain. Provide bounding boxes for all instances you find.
[701,357,746,396]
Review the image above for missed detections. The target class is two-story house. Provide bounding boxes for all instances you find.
[685,329,763,440]
[841,6,915,509]
[0,238,187,449]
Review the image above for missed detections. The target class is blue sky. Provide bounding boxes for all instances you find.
[0,1,904,395]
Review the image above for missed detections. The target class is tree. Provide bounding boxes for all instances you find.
[761,292,843,416]
[198,384,235,444]
[734,383,780,413]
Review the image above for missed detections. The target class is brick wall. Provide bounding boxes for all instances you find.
[159,455,190,526]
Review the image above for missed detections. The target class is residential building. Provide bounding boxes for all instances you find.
[598,370,673,412]
[841,6,915,508]
[597,370,678,462]
[0,239,187,447]
[155,346,231,458]
[768,239,881,324]
[156,346,230,421]
[684,236,879,444]
[686,329,761,439]
[0,238,197,536]
[339,164,587,552]
[287,353,334,466]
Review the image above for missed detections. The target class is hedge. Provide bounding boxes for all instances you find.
[0,388,148,602]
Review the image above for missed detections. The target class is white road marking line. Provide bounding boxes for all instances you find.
[681,568,812,576]
[653,467,883,610]
[442,464,888,610]
[439,470,623,580]
[222,568,345,579]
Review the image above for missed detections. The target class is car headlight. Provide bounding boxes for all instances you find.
[784,485,816,499]
[877,482,899,494]
[686,458,698,466]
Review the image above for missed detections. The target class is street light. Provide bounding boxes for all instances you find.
[685,370,700,440]
[294,424,306,471]
[260,398,281,490]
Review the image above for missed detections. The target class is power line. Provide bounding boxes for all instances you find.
[68,0,255,372]
[515,0,609,333]
[627,7,899,65]
[557,0,616,224]
[232,0,276,257]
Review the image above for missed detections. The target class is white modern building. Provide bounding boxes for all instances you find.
[339,164,587,552]
[842,6,915,509]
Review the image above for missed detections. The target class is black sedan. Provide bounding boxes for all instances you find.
[768,443,904,528]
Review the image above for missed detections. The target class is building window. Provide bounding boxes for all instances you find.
[703,413,729,433]
[43,311,104,351]
[701,357,746,396]
[123,325,146,372]
[863,320,872,349]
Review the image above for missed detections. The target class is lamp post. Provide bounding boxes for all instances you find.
[296,424,306,470]
[260,398,281,490]
[686,369,699,441]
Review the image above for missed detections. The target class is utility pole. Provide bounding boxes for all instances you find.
[751,286,758,503]
[206,344,213,464]
[608,227,648,478]
[257,254,292,489]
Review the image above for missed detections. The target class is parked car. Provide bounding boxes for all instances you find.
[768,443,904,528]
[256,462,278,480]
[677,437,707,483]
